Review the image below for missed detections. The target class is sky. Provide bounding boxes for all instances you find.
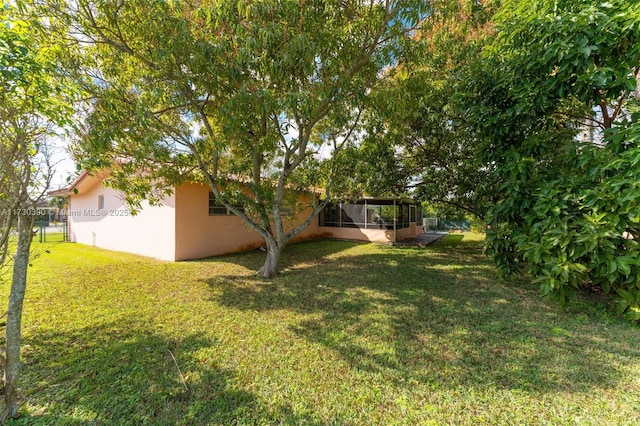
[49,137,77,191]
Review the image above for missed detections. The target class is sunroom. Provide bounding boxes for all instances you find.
[317,197,423,243]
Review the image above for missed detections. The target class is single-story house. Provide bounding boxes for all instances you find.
[49,172,423,261]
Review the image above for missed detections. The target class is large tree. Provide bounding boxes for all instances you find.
[0,2,74,419]
[48,0,427,277]
[367,0,640,320]
[469,0,640,319]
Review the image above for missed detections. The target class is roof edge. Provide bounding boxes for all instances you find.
[47,170,90,197]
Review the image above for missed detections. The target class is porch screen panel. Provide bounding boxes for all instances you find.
[379,205,396,230]
[341,204,366,228]
[319,203,340,227]
[366,205,385,229]
[320,200,415,230]
[399,204,410,229]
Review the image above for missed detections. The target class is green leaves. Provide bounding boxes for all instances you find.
[1,3,76,132]
[487,131,640,318]
[474,0,640,321]
[357,0,499,217]
[56,0,427,275]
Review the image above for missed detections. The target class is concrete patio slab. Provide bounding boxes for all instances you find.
[394,232,448,247]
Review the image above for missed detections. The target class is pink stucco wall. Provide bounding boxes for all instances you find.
[317,224,424,243]
[174,183,321,260]
[68,179,177,261]
[317,227,396,243]
[65,176,422,261]
[397,226,418,241]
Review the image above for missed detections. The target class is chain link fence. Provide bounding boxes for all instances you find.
[34,220,68,242]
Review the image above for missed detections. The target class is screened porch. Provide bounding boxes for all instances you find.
[317,198,423,243]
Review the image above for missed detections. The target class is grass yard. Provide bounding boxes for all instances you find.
[2,233,639,425]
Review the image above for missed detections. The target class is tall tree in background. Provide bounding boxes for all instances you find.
[46,0,427,277]
[351,0,499,218]
[0,2,74,419]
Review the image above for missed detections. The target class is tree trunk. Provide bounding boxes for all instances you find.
[0,214,33,421]
[257,239,283,279]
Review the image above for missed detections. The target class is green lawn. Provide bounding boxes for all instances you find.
[3,233,639,425]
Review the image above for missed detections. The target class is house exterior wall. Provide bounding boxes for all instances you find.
[63,176,422,261]
[174,183,320,261]
[408,223,424,238]
[68,183,177,261]
[398,225,422,241]
[317,224,423,243]
[317,227,396,243]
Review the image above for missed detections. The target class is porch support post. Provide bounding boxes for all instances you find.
[364,200,367,229]
[393,199,397,243]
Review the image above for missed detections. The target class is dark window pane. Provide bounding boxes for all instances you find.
[320,201,418,230]
[208,192,243,216]
[320,203,340,227]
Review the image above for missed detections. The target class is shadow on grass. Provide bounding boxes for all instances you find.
[13,318,314,425]
[193,237,362,275]
[204,236,638,395]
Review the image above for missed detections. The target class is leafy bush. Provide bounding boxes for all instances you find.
[487,115,640,321]
[475,0,640,321]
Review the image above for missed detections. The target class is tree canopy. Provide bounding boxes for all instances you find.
[346,0,499,218]
[361,0,640,320]
[472,0,640,319]
[48,0,428,277]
